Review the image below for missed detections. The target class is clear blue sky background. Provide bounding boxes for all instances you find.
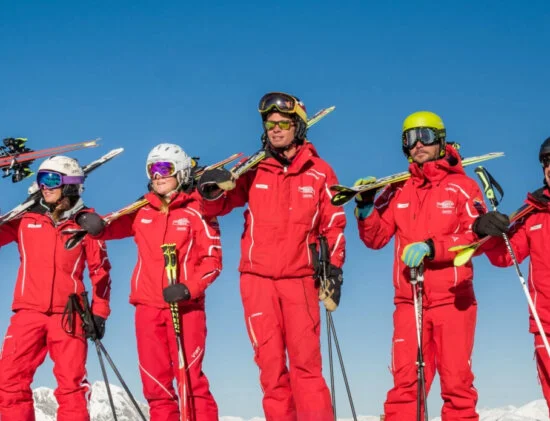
[1,0,549,418]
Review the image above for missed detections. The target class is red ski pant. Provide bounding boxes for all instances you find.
[534,333,550,415]
[384,302,478,421]
[135,303,218,421]
[0,310,90,421]
[240,273,333,421]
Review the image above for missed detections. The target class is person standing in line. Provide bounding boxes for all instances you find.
[0,156,112,421]
[197,92,346,421]
[475,137,550,415]
[354,111,488,421]
[77,143,221,421]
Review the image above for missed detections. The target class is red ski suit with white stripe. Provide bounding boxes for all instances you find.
[97,191,221,421]
[0,203,111,421]
[201,142,346,421]
[357,145,485,421]
[483,188,550,414]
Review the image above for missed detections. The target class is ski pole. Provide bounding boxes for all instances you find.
[327,313,358,421]
[410,265,428,421]
[319,236,357,421]
[80,292,147,421]
[319,237,337,420]
[161,243,190,421]
[475,166,550,358]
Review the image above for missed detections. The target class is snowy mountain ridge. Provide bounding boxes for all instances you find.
[31,382,549,421]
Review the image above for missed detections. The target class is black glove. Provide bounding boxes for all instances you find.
[163,283,191,303]
[472,211,510,237]
[318,265,343,312]
[198,168,235,200]
[84,315,106,340]
[76,212,105,236]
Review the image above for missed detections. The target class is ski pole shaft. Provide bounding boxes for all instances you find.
[161,243,189,421]
[327,313,357,421]
[475,167,550,358]
[95,340,148,421]
[95,341,118,421]
[80,292,147,421]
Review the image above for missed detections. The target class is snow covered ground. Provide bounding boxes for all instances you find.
[32,382,550,421]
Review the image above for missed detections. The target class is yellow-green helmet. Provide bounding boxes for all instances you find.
[402,111,446,158]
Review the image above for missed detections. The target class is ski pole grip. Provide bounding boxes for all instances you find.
[474,166,496,206]
[319,236,330,266]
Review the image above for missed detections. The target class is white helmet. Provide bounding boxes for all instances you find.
[146,143,192,186]
[37,155,85,195]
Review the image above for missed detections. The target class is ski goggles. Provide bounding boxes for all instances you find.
[541,155,550,168]
[258,92,307,122]
[147,161,177,178]
[36,171,84,189]
[402,127,444,150]
[264,120,294,131]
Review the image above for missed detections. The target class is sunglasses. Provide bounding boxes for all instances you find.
[147,161,177,179]
[264,120,294,131]
[36,171,84,189]
[402,127,443,150]
[542,155,550,168]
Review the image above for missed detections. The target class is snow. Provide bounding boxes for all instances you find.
[31,382,550,421]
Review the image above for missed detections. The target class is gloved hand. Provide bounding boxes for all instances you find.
[353,177,377,219]
[318,265,343,312]
[163,283,191,303]
[76,212,105,236]
[472,211,510,237]
[84,315,106,340]
[401,241,432,268]
[198,168,235,200]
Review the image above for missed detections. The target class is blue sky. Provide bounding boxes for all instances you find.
[1,0,549,418]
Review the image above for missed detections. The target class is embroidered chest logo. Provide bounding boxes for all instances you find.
[298,186,315,199]
[140,218,152,224]
[530,224,543,231]
[437,200,455,215]
[397,202,409,209]
[173,217,191,231]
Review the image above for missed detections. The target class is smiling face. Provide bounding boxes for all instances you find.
[409,142,441,166]
[542,154,550,186]
[41,187,63,204]
[264,112,297,150]
[151,175,178,196]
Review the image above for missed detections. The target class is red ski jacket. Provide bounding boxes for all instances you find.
[0,201,112,318]
[201,142,346,278]
[98,191,222,307]
[483,188,550,333]
[357,145,486,307]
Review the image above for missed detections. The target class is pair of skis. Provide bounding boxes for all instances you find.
[63,152,245,250]
[0,147,124,226]
[329,152,505,206]
[0,138,99,183]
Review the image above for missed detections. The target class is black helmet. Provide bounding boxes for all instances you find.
[540,137,550,163]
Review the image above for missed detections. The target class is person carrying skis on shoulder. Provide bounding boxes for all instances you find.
[76,143,221,421]
[355,111,487,421]
[475,137,550,415]
[0,156,112,421]
[196,92,346,421]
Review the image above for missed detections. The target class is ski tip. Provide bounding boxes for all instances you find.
[83,139,100,147]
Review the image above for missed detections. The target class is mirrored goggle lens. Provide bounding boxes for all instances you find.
[37,171,63,188]
[258,92,297,114]
[542,155,550,168]
[403,128,439,149]
[147,161,176,178]
[264,120,293,130]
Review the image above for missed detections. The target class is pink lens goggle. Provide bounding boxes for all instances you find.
[147,161,176,179]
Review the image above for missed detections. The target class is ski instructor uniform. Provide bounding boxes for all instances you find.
[197,92,346,421]
[0,156,112,421]
[352,111,485,421]
[478,137,550,415]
